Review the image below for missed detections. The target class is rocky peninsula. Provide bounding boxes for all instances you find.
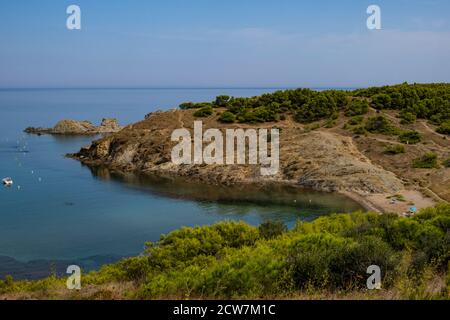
[69,108,444,214]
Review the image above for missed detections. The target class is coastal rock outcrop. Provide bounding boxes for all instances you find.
[25,118,123,135]
[71,110,404,196]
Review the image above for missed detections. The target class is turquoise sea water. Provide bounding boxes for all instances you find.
[0,88,362,278]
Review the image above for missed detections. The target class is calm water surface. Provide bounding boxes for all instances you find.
[0,89,362,278]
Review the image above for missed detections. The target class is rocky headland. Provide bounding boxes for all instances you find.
[69,109,445,214]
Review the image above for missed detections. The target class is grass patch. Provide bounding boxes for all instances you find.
[413,153,439,169]
[384,144,405,155]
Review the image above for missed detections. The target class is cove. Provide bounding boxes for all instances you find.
[0,88,363,280]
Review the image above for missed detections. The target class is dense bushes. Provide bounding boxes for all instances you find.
[258,221,287,240]
[287,233,398,289]
[354,83,450,125]
[399,131,422,144]
[219,111,236,123]
[177,84,450,137]
[345,99,369,116]
[180,102,213,110]
[384,144,405,155]
[2,204,449,299]
[347,115,364,125]
[120,204,450,298]
[413,153,439,168]
[371,94,392,110]
[295,93,338,123]
[437,121,450,135]
[365,116,400,135]
[400,111,417,124]
[193,106,213,117]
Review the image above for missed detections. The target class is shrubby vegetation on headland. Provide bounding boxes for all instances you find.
[1,204,449,300]
[180,83,450,136]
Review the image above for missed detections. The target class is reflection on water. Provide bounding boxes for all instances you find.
[89,166,364,223]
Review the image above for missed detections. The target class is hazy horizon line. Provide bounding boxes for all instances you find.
[0,86,364,91]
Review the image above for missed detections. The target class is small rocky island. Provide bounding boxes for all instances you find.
[24,118,122,135]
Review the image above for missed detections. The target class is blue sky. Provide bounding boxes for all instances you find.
[0,0,449,88]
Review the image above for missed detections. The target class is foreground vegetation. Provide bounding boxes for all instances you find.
[180,83,450,136]
[1,204,449,300]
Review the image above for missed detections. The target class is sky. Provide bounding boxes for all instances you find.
[0,0,449,88]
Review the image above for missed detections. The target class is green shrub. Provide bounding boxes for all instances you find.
[437,121,450,135]
[352,126,367,135]
[345,99,369,116]
[236,105,280,123]
[444,158,450,168]
[258,221,287,240]
[330,236,398,288]
[287,234,355,288]
[348,115,364,125]
[143,221,260,270]
[295,93,338,123]
[399,131,422,144]
[117,257,151,282]
[180,102,213,110]
[219,111,236,123]
[371,94,392,109]
[179,102,195,110]
[400,111,417,124]
[0,275,14,293]
[193,106,214,117]
[365,116,400,135]
[178,84,450,125]
[180,83,450,126]
[214,95,231,107]
[286,233,398,289]
[384,144,405,155]
[413,153,439,168]
[199,245,286,298]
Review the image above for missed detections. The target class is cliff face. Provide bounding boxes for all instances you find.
[72,109,404,195]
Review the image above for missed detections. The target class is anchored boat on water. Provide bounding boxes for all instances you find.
[2,177,13,186]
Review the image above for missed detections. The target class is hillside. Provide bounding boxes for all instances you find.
[70,84,450,214]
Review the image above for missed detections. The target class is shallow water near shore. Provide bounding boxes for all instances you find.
[0,88,362,279]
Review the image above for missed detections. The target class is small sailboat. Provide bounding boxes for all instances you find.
[2,177,13,186]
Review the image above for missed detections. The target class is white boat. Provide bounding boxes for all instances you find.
[2,177,13,186]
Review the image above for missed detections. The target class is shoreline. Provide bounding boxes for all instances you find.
[66,107,445,216]
[74,157,436,215]
[339,191,385,213]
[341,189,436,215]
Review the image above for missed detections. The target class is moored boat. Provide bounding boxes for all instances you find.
[2,177,13,186]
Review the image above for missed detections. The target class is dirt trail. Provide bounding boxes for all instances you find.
[420,121,446,138]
